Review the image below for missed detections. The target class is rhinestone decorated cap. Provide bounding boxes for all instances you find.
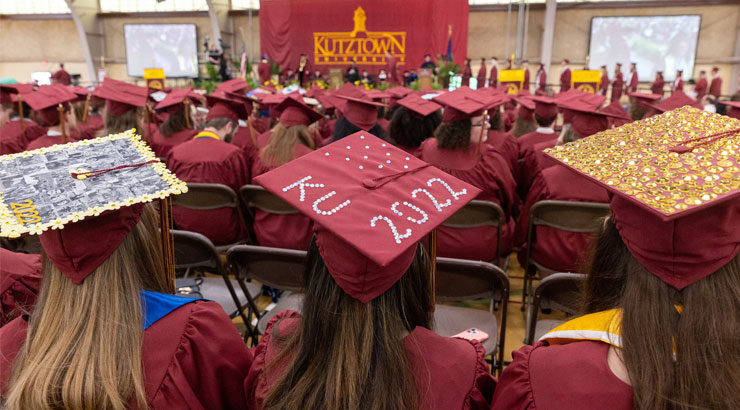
[545,106,740,289]
[253,131,481,302]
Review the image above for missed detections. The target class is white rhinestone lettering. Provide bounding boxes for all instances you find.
[391,201,429,225]
[370,215,412,244]
[411,188,451,212]
[427,178,468,200]
[312,191,350,216]
[282,176,325,202]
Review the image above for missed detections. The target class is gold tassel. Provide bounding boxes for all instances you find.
[429,228,437,312]
[82,94,90,123]
[476,109,488,156]
[247,117,258,147]
[183,99,192,129]
[158,197,176,292]
[58,104,67,143]
[145,103,152,141]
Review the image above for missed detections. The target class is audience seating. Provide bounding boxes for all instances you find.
[226,244,307,335]
[433,257,510,375]
[172,229,261,340]
[441,199,507,268]
[522,200,610,308]
[525,272,586,344]
[171,182,249,252]
[240,184,300,218]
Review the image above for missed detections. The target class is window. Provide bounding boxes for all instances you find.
[230,0,259,9]
[99,0,208,13]
[0,0,70,14]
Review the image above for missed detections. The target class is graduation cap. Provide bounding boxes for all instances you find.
[0,84,34,105]
[599,101,632,127]
[0,129,187,284]
[93,78,148,117]
[276,94,323,127]
[366,89,392,101]
[205,91,248,122]
[531,96,558,118]
[215,78,250,95]
[559,100,611,138]
[396,94,442,117]
[24,85,78,126]
[628,92,663,106]
[155,86,200,113]
[334,87,385,131]
[388,86,414,99]
[253,131,480,302]
[545,106,740,289]
[514,96,535,120]
[433,89,486,122]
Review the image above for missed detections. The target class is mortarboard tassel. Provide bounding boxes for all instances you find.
[669,127,740,154]
[248,117,258,148]
[58,104,67,144]
[70,160,158,180]
[476,109,488,156]
[82,94,90,124]
[145,102,152,141]
[183,99,192,129]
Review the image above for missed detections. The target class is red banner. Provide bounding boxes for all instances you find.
[259,0,469,74]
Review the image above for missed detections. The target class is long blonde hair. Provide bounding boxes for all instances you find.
[260,123,315,167]
[5,204,171,410]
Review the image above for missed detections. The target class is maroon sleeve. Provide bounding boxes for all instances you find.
[149,302,253,410]
[0,250,42,327]
[463,339,497,410]
[0,317,29,394]
[490,344,539,410]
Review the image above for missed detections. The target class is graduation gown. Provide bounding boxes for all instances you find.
[25,131,65,150]
[149,128,198,158]
[74,114,105,141]
[599,73,609,96]
[710,76,722,97]
[461,65,472,87]
[536,70,547,95]
[250,131,314,250]
[0,249,41,327]
[477,63,487,86]
[166,136,249,245]
[0,119,45,154]
[560,68,571,92]
[516,130,558,199]
[628,72,638,93]
[611,72,624,102]
[695,78,708,100]
[419,138,516,261]
[258,62,272,85]
[487,130,520,179]
[0,296,253,410]
[491,341,633,410]
[513,165,609,271]
[651,79,665,97]
[672,77,684,94]
[244,311,495,410]
[489,65,498,88]
[523,68,531,92]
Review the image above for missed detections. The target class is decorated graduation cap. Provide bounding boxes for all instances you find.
[433,89,486,123]
[24,84,78,126]
[334,87,385,131]
[396,94,442,118]
[93,78,148,117]
[253,131,480,302]
[545,106,740,289]
[276,94,323,127]
[215,78,250,95]
[531,96,558,119]
[0,129,186,285]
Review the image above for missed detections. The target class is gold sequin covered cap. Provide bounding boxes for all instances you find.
[545,106,740,289]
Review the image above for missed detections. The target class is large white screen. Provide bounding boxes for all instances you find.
[588,15,700,82]
[124,24,199,78]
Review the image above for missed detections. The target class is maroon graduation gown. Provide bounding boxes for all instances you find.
[258,62,272,85]
[695,78,708,100]
[710,76,722,97]
[477,63,487,86]
[523,68,531,91]
[74,114,105,141]
[599,73,609,96]
[628,72,638,93]
[150,128,198,158]
[611,72,624,102]
[672,77,684,94]
[516,130,558,198]
[651,80,665,97]
[462,65,472,87]
[0,249,41,327]
[514,165,609,271]
[0,119,45,154]
[487,130,519,179]
[560,68,571,92]
[491,341,633,410]
[419,138,516,261]
[250,131,314,250]
[244,311,495,410]
[25,132,64,150]
[536,70,547,95]
[166,137,249,245]
[489,65,498,88]
[0,300,253,410]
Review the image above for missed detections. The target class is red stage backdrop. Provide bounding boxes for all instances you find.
[259,0,469,73]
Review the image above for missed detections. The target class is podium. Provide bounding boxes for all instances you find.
[418,68,433,88]
[329,68,343,89]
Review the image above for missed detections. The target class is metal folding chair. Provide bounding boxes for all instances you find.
[441,199,506,268]
[433,257,510,376]
[525,272,586,344]
[240,184,299,217]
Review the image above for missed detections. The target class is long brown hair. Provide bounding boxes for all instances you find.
[159,107,193,137]
[582,218,740,409]
[511,116,536,137]
[262,240,433,410]
[5,204,171,410]
[260,123,315,167]
[98,108,141,137]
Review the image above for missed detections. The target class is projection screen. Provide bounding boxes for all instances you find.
[124,24,199,78]
[588,15,701,82]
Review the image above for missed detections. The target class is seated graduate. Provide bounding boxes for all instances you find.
[0,131,252,409]
[0,249,42,328]
[166,92,249,246]
[0,84,46,154]
[511,96,537,137]
[387,93,442,156]
[483,94,520,179]
[244,131,496,410]
[150,87,200,158]
[92,78,150,138]
[420,89,517,262]
[23,85,79,150]
[251,95,322,250]
[68,86,105,140]
[332,86,387,141]
[493,106,740,409]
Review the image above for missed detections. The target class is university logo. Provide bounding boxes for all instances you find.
[576,84,596,93]
[313,7,406,66]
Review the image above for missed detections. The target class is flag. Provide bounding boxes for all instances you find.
[446,25,453,62]
[240,44,247,78]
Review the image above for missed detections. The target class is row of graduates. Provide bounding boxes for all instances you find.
[1,75,740,409]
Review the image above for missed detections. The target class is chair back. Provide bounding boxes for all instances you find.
[227,245,307,292]
[172,229,222,273]
[441,200,504,265]
[527,272,586,343]
[435,257,509,304]
[172,182,240,210]
[240,184,298,216]
[530,200,611,233]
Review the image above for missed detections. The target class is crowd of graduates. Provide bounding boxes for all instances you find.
[1,60,740,410]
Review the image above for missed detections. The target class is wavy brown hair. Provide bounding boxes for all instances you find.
[260,123,315,167]
[159,107,193,137]
[511,116,537,137]
[434,118,471,150]
[262,240,433,410]
[582,218,740,409]
[5,204,171,410]
[388,106,441,149]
